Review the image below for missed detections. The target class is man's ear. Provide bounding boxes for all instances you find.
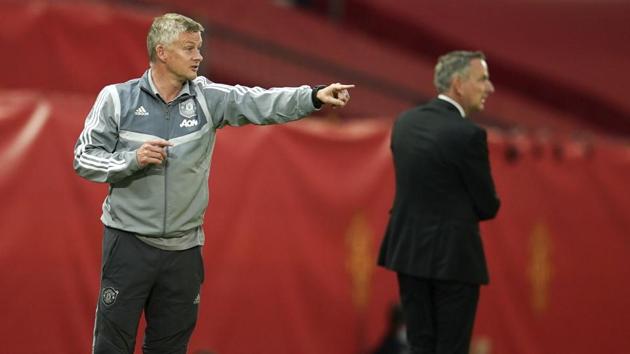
[451,74,464,96]
[156,44,167,62]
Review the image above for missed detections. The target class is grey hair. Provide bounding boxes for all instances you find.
[147,13,204,63]
[433,51,486,93]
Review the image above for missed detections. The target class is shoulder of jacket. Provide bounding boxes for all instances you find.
[192,76,234,94]
[94,85,120,105]
[192,75,206,84]
[107,78,143,96]
[98,78,149,118]
[192,75,214,88]
[450,119,481,136]
[397,105,425,120]
[451,123,486,150]
[461,119,485,133]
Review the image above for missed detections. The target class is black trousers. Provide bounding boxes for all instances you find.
[397,273,480,354]
[93,226,204,354]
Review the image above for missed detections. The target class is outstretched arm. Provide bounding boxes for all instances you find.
[195,77,355,128]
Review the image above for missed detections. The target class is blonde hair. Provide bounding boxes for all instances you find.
[147,13,204,63]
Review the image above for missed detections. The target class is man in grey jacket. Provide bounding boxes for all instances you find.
[73,13,352,354]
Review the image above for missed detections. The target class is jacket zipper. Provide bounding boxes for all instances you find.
[163,104,171,236]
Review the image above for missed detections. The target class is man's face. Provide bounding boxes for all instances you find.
[163,31,203,81]
[457,59,494,115]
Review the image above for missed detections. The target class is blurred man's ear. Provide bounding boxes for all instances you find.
[156,44,167,62]
[451,75,463,96]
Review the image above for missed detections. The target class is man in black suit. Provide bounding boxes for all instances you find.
[378,50,500,354]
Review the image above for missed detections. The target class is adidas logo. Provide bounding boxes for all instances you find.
[134,106,149,116]
[193,293,201,305]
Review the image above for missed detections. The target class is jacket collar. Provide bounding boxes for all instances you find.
[140,69,194,102]
[437,94,466,118]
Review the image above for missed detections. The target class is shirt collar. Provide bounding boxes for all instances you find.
[437,94,466,118]
[147,68,191,101]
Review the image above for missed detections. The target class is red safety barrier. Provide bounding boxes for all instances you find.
[1,90,629,354]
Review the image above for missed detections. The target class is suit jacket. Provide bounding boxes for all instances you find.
[378,98,500,285]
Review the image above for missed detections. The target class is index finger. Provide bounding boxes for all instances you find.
[145,139,174,147]
[333,84,355,89]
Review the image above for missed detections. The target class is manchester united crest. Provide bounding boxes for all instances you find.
[102,287,119,306]
[179,99,196,118]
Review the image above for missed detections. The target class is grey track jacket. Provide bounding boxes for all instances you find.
[74,70,316,238]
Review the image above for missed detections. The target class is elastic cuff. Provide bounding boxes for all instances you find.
[311,85,326,109]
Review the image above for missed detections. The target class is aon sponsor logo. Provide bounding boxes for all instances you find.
[180,119,198,128]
